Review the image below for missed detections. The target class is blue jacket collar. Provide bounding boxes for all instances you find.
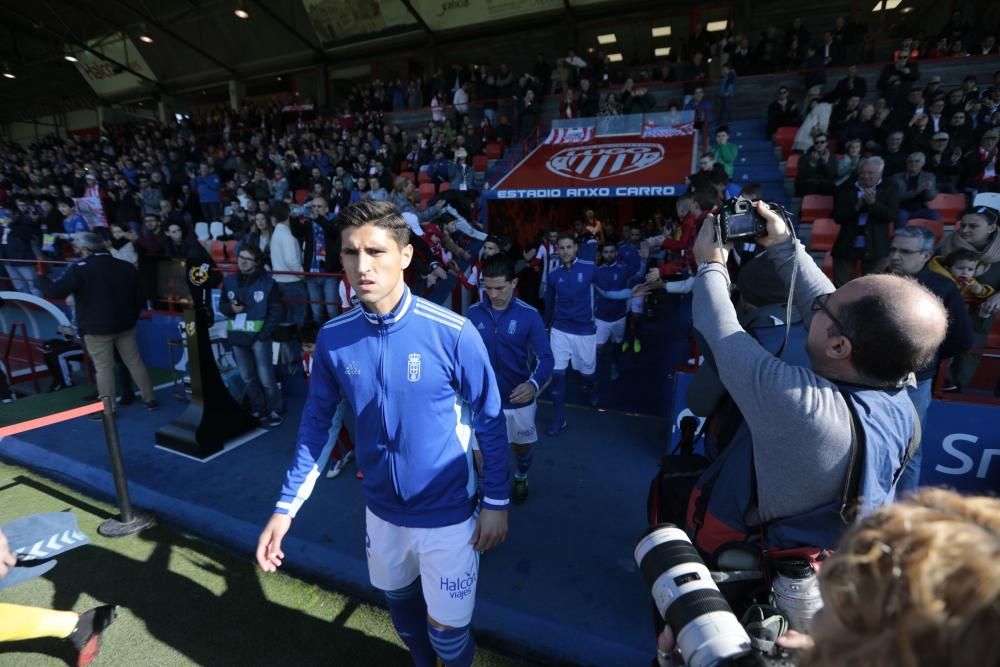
[361,283,413,327]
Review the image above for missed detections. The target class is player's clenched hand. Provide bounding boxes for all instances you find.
[470,509,507,552]
[256,513,292,572]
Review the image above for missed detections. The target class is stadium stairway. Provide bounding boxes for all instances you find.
[728,117,790,212]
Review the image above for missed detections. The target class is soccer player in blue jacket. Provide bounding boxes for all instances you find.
[594,240,635,382]
[467,254,554,504]
[256,201,508,667]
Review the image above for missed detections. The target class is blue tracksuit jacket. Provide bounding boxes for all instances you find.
[467,298,554,410]
[594,261,631,323]
[544,258,597,335]
[275,286,509,527]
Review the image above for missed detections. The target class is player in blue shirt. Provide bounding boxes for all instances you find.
[256,201,507,667]
[594,240,635,382]
[467,254,554,504]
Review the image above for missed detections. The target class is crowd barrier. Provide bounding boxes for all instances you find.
[0,396,154,537]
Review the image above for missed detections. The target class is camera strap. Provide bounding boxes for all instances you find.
[772,209,800,360]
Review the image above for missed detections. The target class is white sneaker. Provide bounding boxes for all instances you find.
[326,450,354,478]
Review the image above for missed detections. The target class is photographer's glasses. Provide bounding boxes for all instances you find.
[812,293,853,346]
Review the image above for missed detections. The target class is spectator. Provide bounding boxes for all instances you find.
[135,212,165,257]
[929,249,997,306]
[34,232,157,412]
[730,37,753,75]
[219,244,284,427]
[878,51,920,94]
[946,110,975,154]
[766,86,801,138]
[939,206,1000,390]
[884,226,972,490]
[831,156,900,286]
[825,64,868,104]
[453,82,470,127]
[558,89,578,119]
[449,149,475,192]
[577,79,600,117]
[891,152,940,224]
[599,92,622,117]
[1,199,42,296]
[269,168,290,204]
[624,85,656,115]
[927,132,965,192]
[138,175,162,217]
[189,163,222,222]
[550,58,571,95]
[962,127,999,192]
[820,30,846,67]
[269,201,307,341]
[163,221,212,267]
[302,197,341,324]
[881,130,908,177]
[711,126,739,178]
[108,221,139,266]
[795,134,838,196]
[683,86,712,134]
[243,212,274,262]
[57,198,89,235]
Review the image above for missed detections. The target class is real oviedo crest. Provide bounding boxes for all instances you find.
[545,143,665,182]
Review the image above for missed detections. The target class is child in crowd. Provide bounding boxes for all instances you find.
[929,249,995,308]
[711,126,739,178]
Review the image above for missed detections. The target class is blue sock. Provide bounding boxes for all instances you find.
[582,371,597,397]
[515,448,533,477]
[384,578,436,667]
[611,340,622,366]
[549,371,566,426]
[428,623,475,667]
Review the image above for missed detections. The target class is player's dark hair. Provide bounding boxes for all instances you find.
[337,200,410,248]
[482,254,516,282]
[557,231,577,244]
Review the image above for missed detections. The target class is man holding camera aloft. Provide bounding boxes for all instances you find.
[682,200,947,562]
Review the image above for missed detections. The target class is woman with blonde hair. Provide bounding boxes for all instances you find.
[783,487,1000,666]
[656,488,1000,666]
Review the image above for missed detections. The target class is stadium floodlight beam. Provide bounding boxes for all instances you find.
[234,1,249,19]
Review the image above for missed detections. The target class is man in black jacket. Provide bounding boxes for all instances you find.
[35,232,157,411]
[831,156,900,286]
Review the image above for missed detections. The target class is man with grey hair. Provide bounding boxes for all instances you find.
[831,155,900,286]
[885,225,972,491]
[35,232,157,414]
[890,151,940,225]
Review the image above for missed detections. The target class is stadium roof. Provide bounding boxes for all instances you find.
[0,0,669,123]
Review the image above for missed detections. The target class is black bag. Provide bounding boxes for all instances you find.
[647,416,710,526]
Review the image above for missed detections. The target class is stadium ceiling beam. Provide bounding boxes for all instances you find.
[104,0,241,78]
[247,0,325,59]
[0,4,163,90]
[399,0,436,43]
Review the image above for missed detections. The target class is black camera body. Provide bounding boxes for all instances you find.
[718,198,768,243]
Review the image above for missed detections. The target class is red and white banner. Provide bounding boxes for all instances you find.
[641,121,695,139]
[543,126,595,145]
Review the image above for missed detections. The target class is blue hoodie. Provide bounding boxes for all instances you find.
[275,286,509,527]
[594,261,631,323]
[467,298,554,410]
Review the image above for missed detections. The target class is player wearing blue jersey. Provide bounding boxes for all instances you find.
[594,241,634,382]
[468,255,554,504]
[256,201,507,667]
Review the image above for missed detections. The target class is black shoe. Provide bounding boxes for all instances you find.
[512,477,529,504]
[145,400,159,411]
[266,411,283,428]
[68,604,119,667]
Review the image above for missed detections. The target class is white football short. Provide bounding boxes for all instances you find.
[503,403,538,444]
[595,317,626,345]
[550,328,597,374]
[365,508,479,627]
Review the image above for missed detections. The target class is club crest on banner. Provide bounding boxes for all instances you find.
[546,143,665,182]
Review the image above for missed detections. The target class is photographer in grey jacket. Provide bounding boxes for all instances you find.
[681,201,947,560]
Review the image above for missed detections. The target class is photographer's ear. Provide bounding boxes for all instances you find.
[826,332,853,361]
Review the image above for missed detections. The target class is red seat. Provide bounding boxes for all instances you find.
[419,183,437,200]
[904,218,944,244]
[209,240,226,264]
[472,155,488,172]
[484,143,502,160]
[418,170,433,184]
[224,240,239,260]
[294,189,308,205]
[808,218,839,252]
[800,195,834,224]
[438,182,451,192]
[774,126,798,160]
[987,317,1000,348]
[399,170,416,185]
[928,193,965,224]
[785,153,800,178]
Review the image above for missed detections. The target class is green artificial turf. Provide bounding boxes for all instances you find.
[0,462,528,666]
